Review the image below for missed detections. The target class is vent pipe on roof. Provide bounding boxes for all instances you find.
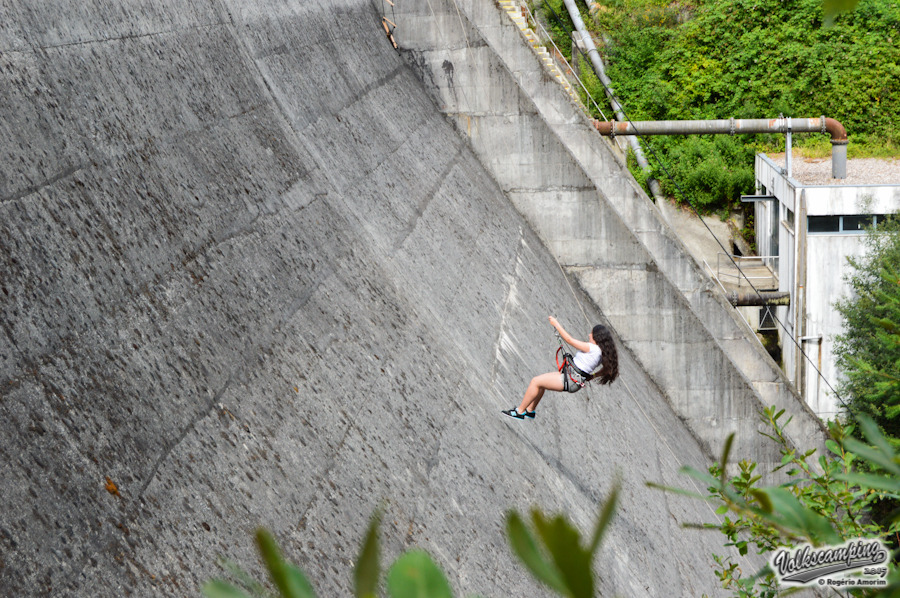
[594,117,849,179]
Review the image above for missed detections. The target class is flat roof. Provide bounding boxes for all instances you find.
[764,153,900,186]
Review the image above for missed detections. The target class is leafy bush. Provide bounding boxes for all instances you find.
[578,0,900,211]
[653,406,900,597]
[540,0,578,62]
[650,135,756,211]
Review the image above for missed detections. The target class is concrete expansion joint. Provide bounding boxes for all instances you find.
[564,262,651,271]
[506,184,596,193]
[444,110,534,118]
[135,395,219,501]
[2,163,84,205]
[425,44,483,54]
[720,334,751,342]
[648,337,724,347]
[677,286,703,296]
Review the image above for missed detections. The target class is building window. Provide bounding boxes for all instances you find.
[808,215,840,233]
[808,214,882,234]
[759,306,777,331]
[783,205,795,230]
[844,215,876,231]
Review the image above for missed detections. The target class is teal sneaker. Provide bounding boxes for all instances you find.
[501,408,526,420]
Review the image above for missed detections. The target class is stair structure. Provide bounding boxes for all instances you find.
[499,0,582,104]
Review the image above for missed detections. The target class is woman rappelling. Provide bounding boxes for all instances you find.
[502,316,618,420]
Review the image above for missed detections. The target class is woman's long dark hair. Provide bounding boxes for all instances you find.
[591,324,619,385]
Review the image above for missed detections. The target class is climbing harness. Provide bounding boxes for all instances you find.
[555,332,593,391]
[381,0,399,50]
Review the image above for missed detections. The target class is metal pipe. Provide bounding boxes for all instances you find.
[594,117,846,140]
[561,0,665,202]
[831,140,847,178]
[727,291,791,307]
[797,190,808,394]
[786,118,792,178]
[594,116,849,179]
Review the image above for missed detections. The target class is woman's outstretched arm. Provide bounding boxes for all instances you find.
[549,316,591,353]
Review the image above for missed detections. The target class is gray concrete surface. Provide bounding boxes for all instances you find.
[395,0,826,476]
[655,198,732,272]
[0,0,799,596]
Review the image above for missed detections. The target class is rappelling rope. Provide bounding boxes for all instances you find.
[405,0,737,514]
[409,0,728,529]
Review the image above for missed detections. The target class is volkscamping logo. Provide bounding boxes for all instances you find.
[770,538,890,588]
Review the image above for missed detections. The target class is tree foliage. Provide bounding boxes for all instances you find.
[653,406,900,597]
[835,216,900,441]
[572,0,900,211]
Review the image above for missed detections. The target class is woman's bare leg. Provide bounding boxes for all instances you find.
[517,371,565,413]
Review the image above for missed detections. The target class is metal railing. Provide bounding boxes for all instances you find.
[708,253,779,288]
[702,255,781,333]
[520,3,608,122]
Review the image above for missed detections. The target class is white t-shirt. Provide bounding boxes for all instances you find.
[572,343,602,374]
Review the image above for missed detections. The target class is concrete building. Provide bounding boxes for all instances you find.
[751,154,900,418]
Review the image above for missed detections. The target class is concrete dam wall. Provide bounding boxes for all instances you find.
[0,0,818,596]
[394,0,826,470]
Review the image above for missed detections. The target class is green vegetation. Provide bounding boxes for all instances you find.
[835,216,900,441]
[203,486,619,598]
[654,406,900,597]
[673,219,900,596]
[538,0,900,211]
[833,215,900,532]
[506,482,618,597]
